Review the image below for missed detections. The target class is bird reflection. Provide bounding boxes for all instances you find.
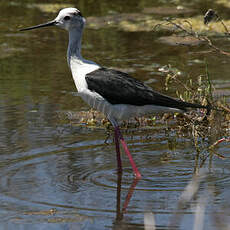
[114,172,140,224]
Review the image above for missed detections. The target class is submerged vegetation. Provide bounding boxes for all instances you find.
[162,62,230,172]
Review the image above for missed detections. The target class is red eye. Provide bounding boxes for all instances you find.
[64,16,70,21]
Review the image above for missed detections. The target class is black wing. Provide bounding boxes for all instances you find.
[85,67,205,110]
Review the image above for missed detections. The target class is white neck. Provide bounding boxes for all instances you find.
[67,27,100,92]
[67,28,83,66]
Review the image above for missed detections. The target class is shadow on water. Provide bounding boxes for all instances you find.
[1,0,230,229]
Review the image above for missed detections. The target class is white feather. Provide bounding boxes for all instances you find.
[56,8,182,124]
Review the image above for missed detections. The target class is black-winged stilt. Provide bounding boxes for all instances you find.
[20,8,207,179]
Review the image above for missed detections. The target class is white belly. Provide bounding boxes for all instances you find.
[78,89,181,123]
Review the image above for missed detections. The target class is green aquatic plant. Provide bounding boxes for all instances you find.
[164,63,213,107]
[162,60,230,169]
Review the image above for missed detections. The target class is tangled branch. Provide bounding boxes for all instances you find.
[154,9,230,56]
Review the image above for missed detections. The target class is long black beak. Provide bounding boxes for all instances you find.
[19,20,56,31]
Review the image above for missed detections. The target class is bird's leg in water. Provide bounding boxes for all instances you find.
[115,126,142,179]
[114,128,122,174]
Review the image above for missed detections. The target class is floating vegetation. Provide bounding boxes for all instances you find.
[23,208,92,224]
[24,208,57,216]
[27,3,74,13]
[158,35,203,46]
[155,17,230,55]
[87,13,160,32]
[87,9,230,35]
[216,0,230,8]
[142,6,196,16]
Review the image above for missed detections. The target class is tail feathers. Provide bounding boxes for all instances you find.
[150,90,209,112]
[175,100,215,117]
[179,101,208,111]
[154,94,209,112]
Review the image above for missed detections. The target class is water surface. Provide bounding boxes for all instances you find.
[1,0,230,229]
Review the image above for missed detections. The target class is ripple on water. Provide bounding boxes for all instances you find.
[0,132,230,227]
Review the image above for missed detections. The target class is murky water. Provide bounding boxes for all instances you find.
[1,0,230,229]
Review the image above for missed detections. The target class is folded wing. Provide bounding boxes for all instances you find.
[86,68,206,111]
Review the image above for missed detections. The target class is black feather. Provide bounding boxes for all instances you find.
[86,68,206,110]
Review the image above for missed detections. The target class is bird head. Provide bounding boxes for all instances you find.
[20,8,85,31]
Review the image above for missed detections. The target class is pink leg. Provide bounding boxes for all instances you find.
[114,128,122,174]
[122,177,140,213]
[115,126,142,179]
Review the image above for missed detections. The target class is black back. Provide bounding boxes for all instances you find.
[85,68,205,110]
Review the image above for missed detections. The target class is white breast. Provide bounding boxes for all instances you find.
[70,58,100,92]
